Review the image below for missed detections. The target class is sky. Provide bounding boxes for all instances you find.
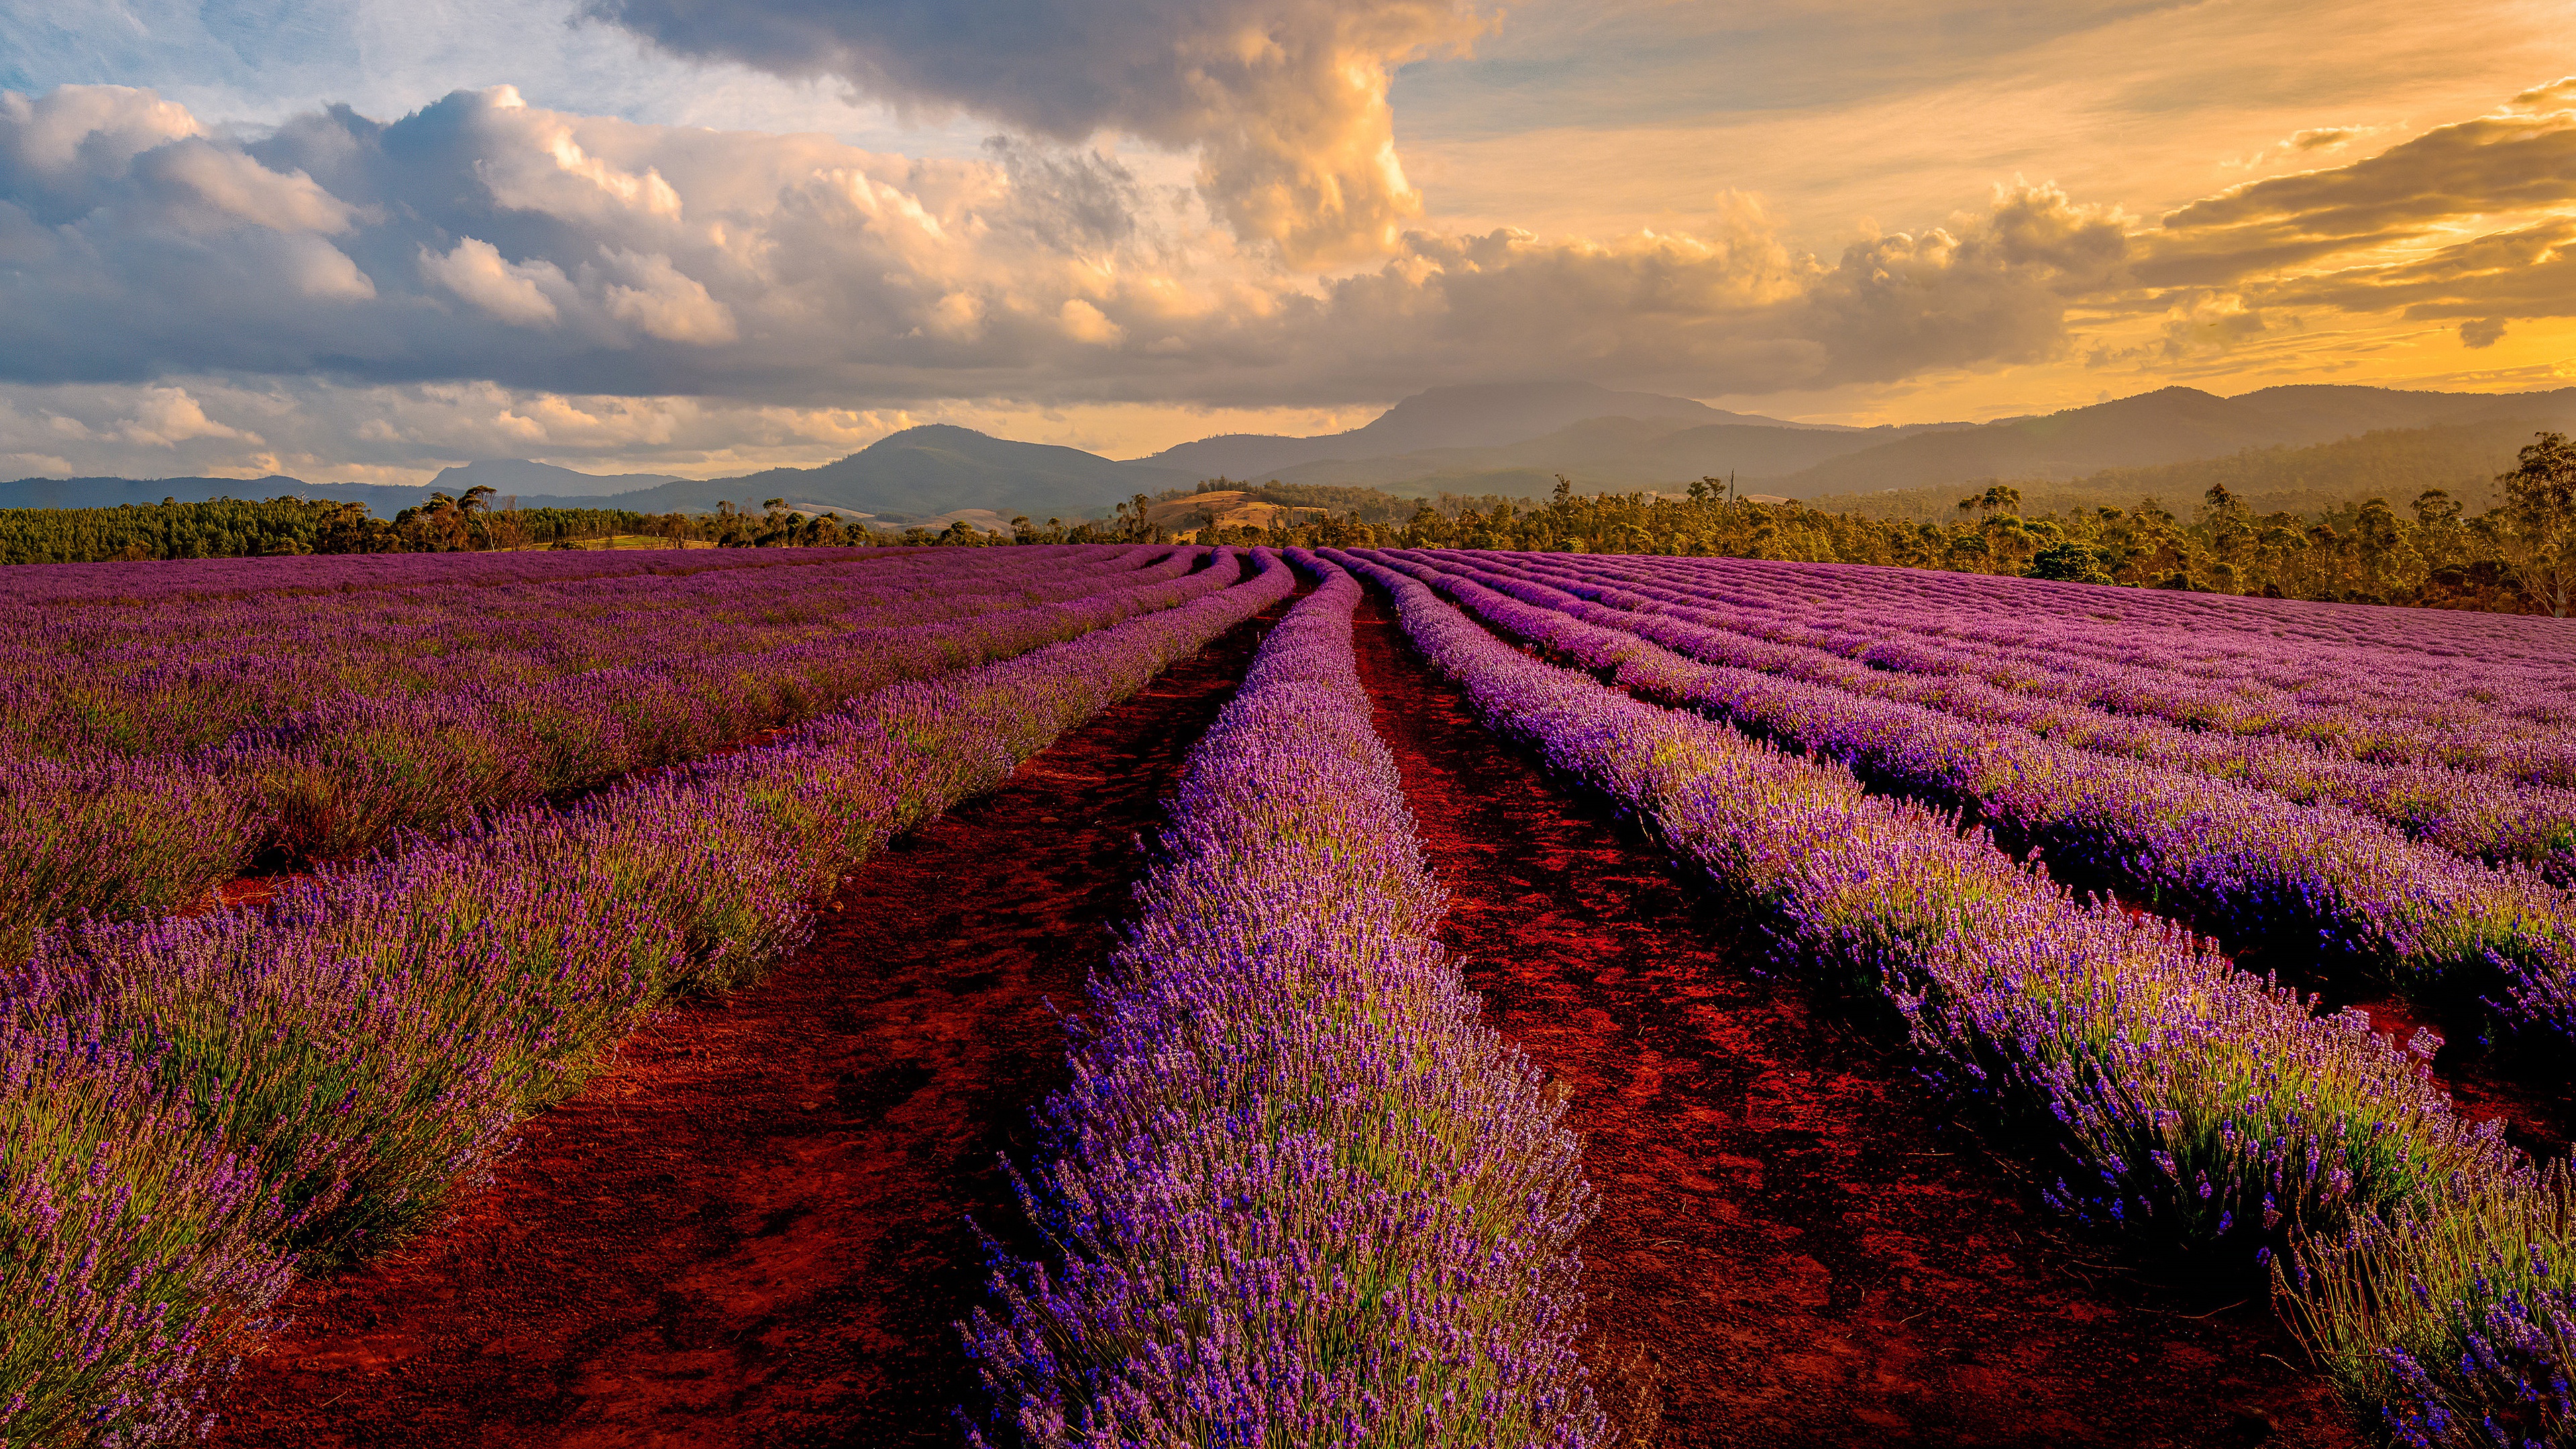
[2,0,2573,484]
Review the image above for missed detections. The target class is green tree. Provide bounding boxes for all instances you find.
[2497,431,2576,616]
[2029,541,2114,584]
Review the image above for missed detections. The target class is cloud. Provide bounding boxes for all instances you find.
[2145,95,2576,287]
[2116,82,2576,347]
[421,236,564,325]
[135,138,357,233]
[579,0,1486,265]
[0,85,201,221]
[2254,217,2576,325]
[5,73,2574,482]
[0,83,2132,409]
[979,136,1141,254]
[2508,76,2576,111]
[117,386,260,446]
[2222,124,2383,172]
[599,248,737,343]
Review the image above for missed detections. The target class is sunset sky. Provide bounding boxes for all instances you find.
[3,0,2573,482]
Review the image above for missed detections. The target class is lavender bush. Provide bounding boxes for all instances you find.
[963,553,1603,1448]
[1327,547,2568,1441]
[0,547,1224,952]
[2,550,1295,1446]
[1366,551,2576,1051]
[1440,549,2576,880]
[0,545,1173,757]
[1492,551,2576,786]
[2279,1162,2576,1447]
[0,1032,300,1448]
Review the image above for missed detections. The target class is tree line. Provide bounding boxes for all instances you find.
[989,434,2576,618]
[13,435,2572,616]
[0,489,893,564]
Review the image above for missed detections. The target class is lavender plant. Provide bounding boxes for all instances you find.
[963,553,1603,1448]
[1492,551,2576,786]
[0,1034,300,1448]
[3,549,1297,1446]
[1441,550,2576,880]
[1325,547,2573,1436]
[0,545,1176,758]
[2277,1164,2576,1447]
[1369,551,2576,1052]
[0,547,1227,953]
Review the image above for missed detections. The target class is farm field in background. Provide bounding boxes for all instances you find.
[7,543,2574,1449]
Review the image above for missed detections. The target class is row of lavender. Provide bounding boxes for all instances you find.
[1430,551,2576,883]
[0,539,892,608]
[4,549,1218,952]
[1611,550,2575,684]
[0,551,1297,1448]
[1499,552,2576,784]
[1328,549,2576,1446]
[1376,553,2576,1055]
[963,554,1603,1446]
[2,545,1167,757]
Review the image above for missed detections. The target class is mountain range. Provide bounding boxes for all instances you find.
[7,380,2572,523]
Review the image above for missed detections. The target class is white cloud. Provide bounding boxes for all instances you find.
[421,236,562,325]
[1058,298,1124,346]
[137,139,355,233]
[0,85,2149,409]
[598,248,736,343]
[116,386,260,446]
[582,0,1486,265]
[1,62,2571,478]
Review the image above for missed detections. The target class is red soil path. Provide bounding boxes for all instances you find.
[204,605,1286,1449]
[1348,590,2363,1449]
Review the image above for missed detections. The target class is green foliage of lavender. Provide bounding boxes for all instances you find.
[964,555,1603,1446]
[0,1037,300,1449]
[1,549,1295,1446]
[2279,1165,2576,1447]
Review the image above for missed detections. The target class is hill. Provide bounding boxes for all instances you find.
[1806,419,2551,521]
[1258,415,1962,495]
[1137,380,1851,480]
[14,381,2575,530]
[1768,385,2576,496]
[429,460,683,498]
[645,425,1181,521]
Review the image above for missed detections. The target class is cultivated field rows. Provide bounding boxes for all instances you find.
[0,545,1181,756]
[1444,549,2576,882]
[8,543,2572,1448]
[1328,547,2576,1446]
[1364,551,2576,1043]
[2,547,1236,948]
[1483,552,2576,780]
[5,547,1295,1446]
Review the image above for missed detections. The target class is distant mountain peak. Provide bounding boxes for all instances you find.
[1136,379,1849,482]
[429,459,683,499]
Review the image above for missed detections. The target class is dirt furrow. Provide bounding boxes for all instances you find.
[1348,588,2360,1449]
[205,606,1285,1449]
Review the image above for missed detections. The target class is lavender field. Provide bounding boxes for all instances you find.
[5,543,2573,1448]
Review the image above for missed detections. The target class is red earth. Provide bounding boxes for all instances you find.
[1346,588,2363,1449]
[203,600,1288,1449]
[207,580,2371,1448]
